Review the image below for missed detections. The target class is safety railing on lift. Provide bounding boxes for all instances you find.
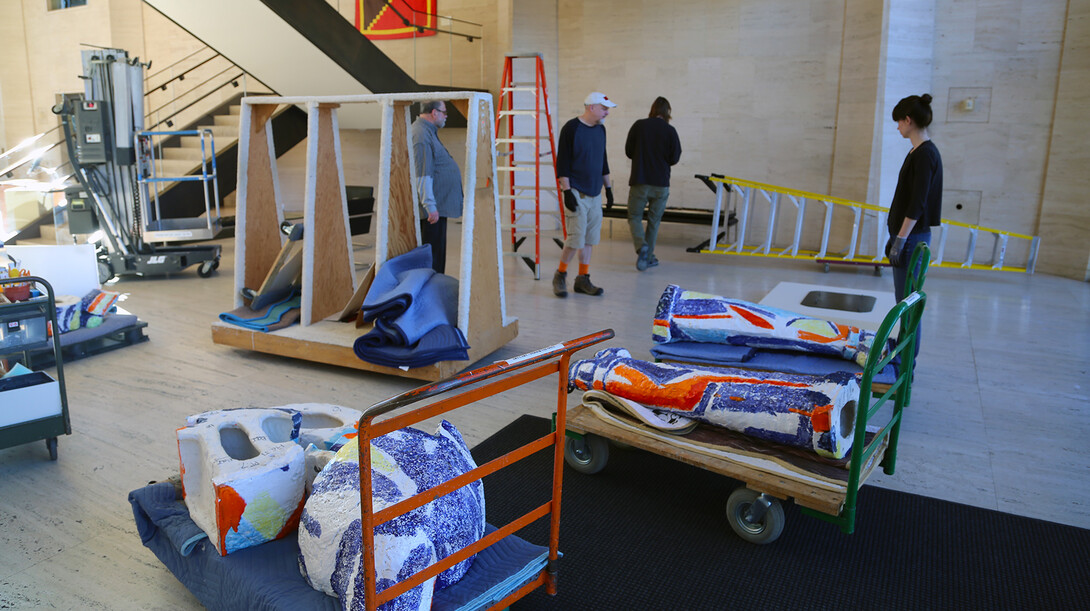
[702,174,1040,274]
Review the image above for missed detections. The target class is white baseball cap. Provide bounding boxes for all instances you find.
[584,92,617,108]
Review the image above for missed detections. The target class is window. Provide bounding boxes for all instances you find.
[47,0,88,10]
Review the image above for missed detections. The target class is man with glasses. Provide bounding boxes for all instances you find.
[412,100,463,274]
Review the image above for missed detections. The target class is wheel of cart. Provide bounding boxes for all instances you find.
[563,432,610,474]
[197,256,220,278]
[725,488,785,544]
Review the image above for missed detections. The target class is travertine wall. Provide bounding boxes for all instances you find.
[327,0,507,93]
[931,0,1069,268]
[1037,0,1090,280]
[2,0,1084,279]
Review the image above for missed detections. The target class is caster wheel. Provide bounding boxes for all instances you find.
[211,257,221,271]
[46,437,58,461]
[726,488,784,544]
[197,259,216,278]
[97,261,115,284]
[564,434,609,475]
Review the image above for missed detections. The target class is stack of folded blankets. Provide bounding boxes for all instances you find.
[353,245,469,368]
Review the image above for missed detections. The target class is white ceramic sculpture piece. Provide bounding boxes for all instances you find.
[298,420,485,611]
[177,408,306,555]
[177,403,364,555]
[570,348,861,459]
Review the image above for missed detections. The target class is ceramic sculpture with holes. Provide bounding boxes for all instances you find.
[177,403,363,555]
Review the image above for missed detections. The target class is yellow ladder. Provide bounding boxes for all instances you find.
[495,54,564,280]
[704,174,1040,273]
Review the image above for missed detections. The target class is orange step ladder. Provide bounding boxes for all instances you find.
[495,54,565,279]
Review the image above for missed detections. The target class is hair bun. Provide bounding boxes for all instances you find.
[920,93,933,105]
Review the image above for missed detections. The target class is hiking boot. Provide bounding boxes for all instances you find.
[636,244,649,271]
[552,270,568,297]
[647,254,659,268]
[573,274,604,296]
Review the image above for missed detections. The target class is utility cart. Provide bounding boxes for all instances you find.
[0,277,71,460]
[563,290,927,544]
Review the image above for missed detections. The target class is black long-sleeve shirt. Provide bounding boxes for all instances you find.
[625,117,681,187]
[556,118,609,195]
[888,140,942,235]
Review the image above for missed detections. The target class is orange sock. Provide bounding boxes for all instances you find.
[558,261,569,273]
[578,264,589,276]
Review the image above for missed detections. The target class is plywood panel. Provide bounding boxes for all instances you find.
[304,104,354,324]
[239,103,285,296]
[465,96,507,342]
[385,102,419,261]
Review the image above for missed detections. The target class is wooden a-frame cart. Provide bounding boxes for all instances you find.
[211,92,518,381]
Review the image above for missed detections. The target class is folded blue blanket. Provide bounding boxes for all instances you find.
[355,324,470,369]
[651,340,897,385]
[355,245,469,368]
[219,292,301,332]
[129,482,208,557]
[650,342,756,365]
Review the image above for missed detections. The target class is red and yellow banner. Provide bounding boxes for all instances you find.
[356,0,437,40]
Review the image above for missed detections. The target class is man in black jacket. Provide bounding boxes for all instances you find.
[625,97,681,271]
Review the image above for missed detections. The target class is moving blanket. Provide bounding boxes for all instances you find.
[220,291,302,332]
[354,245,469,368]
[653,284,878,367]
[570,347,860,459]
[650,341,898,385]
[128,482,339,610]
[130,482,548,611]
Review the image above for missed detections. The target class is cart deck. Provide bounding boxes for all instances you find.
[566,403,889,519]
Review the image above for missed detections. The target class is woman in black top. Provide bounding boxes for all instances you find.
[887,93,942,302]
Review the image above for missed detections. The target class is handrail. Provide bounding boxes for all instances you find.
[145,70,247,130]
[146,51,221,94]
[375,0,482,41]
[144,46,212,83]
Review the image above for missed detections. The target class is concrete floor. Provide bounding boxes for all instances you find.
[0,220,1087,608]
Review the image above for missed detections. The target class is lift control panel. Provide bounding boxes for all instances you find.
[73,100,108,164]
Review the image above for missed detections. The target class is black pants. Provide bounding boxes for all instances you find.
[420,216,448,274]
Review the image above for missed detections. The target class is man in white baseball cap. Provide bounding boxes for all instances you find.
[552,92,617,297]
[584,91,617,108]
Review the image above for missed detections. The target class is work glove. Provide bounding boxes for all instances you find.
[563,189,578,212]
[886,235,907,266]
[605,187,614,209]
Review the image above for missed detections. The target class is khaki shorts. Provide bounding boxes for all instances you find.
[563,190,603,249]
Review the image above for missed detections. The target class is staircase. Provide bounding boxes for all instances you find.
[147,96,308,222]
[5,0,482,243]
